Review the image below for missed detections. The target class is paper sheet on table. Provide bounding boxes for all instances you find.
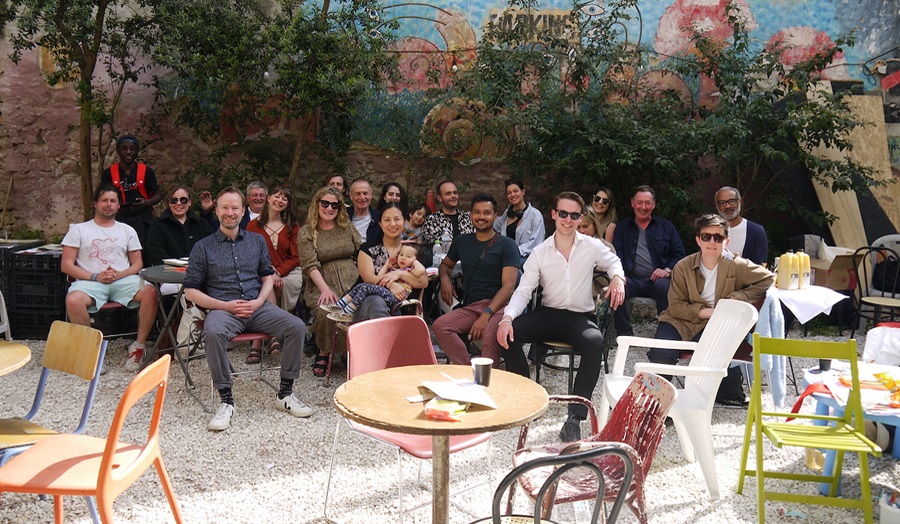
[163,257,189,267]
[815,363,900,415]
[421,380,498,409]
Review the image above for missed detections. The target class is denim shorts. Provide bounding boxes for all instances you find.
[67,274,144,312]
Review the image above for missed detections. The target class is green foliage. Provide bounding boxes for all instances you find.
[145,0,274,139]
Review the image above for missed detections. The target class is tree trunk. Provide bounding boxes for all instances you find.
[78,98,94,220]
[286,114,313,188]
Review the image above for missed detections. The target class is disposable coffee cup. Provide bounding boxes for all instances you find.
[472,357,493,386]
[819,359,832,372]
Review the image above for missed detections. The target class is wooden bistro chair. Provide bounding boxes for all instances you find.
[850,245,900,338]
[0,355,183,524]
[737,335,882,523]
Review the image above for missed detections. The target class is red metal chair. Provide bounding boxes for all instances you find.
[510,373,677,524]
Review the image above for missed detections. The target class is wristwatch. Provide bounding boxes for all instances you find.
[483,306,494,316]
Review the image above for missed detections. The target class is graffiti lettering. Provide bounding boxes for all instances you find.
[487,9,577,42]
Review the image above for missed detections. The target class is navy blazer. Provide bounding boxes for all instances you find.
[613,216,686,277]
[740,218,769,266]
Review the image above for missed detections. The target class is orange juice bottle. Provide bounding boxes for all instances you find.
[776,252,792,289]
[789,251,800,289]
[798,250,811,288]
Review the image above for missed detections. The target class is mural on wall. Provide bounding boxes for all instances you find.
[350,0,897,163]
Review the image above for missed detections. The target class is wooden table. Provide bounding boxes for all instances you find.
[334,364,549,523]
[0,341,31,376]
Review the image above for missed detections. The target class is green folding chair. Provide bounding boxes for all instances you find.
[737,334,882,523]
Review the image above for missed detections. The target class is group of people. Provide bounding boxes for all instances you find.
[60,133,774,437]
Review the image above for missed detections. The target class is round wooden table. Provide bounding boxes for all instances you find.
[334,364,549,523]
[0,341,31,376]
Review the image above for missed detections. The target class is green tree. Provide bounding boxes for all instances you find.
[674,1,881,226]
[5,0,156,218]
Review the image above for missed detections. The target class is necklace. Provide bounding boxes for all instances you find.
[265,223,284,249]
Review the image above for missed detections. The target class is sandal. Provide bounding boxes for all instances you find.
[268,339,282,356]
[312,353,328,377]
[245,348,262,365]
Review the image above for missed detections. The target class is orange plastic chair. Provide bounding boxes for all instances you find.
[511,373,677,524]
[324,316,492,522]
[0,355,183,524]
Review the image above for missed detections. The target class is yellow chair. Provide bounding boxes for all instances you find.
[737,334,882,523]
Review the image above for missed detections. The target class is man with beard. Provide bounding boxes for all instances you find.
[199,180,267,231]
[100,134,161,245]
[184,187,313,432]
[421,180,475,253]
[715,186,768,265]
[432,194,520,367]
[61,184,158,373]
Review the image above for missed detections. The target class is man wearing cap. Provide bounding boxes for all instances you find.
[100,134,162,245]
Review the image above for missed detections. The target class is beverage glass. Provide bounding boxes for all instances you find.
[472,357,493,386]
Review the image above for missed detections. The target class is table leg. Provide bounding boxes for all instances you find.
[814,400,841,497]
[432,434,450,524]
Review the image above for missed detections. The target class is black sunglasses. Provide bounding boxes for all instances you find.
[698,233,727,243]
[319,199,342,210]
[592,196,610,205]
[555,209,583,220]
[168,197,189,205]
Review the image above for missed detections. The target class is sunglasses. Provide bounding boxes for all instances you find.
[319,199,342,210]
[698,233,727,243]
[592,196,610,205]
[555,209,583,220]
[716,198,739,207]
[168,197,189,205]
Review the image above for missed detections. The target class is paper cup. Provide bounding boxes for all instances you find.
[472,357,493,386]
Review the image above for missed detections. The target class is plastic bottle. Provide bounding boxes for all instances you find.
[789,251,801,290]
[798,250,811,288]
[776,252,792,289]
[432,240,443,268]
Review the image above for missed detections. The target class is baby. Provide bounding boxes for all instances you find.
[321,243,425,321]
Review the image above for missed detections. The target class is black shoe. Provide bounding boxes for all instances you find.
[716,396,750,409]
[559,416,582,442]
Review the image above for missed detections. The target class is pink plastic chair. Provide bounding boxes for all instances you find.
[324,316,492,523]
[511,372,677,523]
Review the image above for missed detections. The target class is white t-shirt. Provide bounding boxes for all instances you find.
[728,219,748,259]
[61,220,142,273]
[699,263,718,307]
[351,212,370,243]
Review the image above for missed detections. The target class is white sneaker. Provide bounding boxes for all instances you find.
[275,393,314,418]
[208,403,235,431]
[124,342,144,372]
[319,303,342,314]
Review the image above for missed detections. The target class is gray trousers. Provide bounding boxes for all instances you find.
[203,302,305,390]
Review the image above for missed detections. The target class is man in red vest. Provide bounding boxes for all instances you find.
[100,134,161,245]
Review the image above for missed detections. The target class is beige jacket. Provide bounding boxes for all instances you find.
[658,252,774,340]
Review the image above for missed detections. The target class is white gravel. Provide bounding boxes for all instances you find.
[0,320,898,524]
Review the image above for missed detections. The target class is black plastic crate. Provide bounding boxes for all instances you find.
[8,307,65,340]
[0,241,44,298]
[90,305,138,339]
[9,252,68,312]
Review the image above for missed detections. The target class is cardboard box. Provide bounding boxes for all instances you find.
[810,247,857,290]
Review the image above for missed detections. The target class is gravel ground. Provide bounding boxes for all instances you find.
[1,319,898,524]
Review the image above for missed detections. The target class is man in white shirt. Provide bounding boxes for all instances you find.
[714,186,768,265]
[61,184,158,372]
[497,191,625,441]
[347,178,381,244]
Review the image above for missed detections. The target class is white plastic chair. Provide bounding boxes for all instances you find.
[597,299,759,500]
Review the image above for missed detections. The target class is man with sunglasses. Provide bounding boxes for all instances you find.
[612,185,686,337]
[498,191,625,442]
[100,134,162,246]
[714,186,768,266]
[651,214,774,406]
